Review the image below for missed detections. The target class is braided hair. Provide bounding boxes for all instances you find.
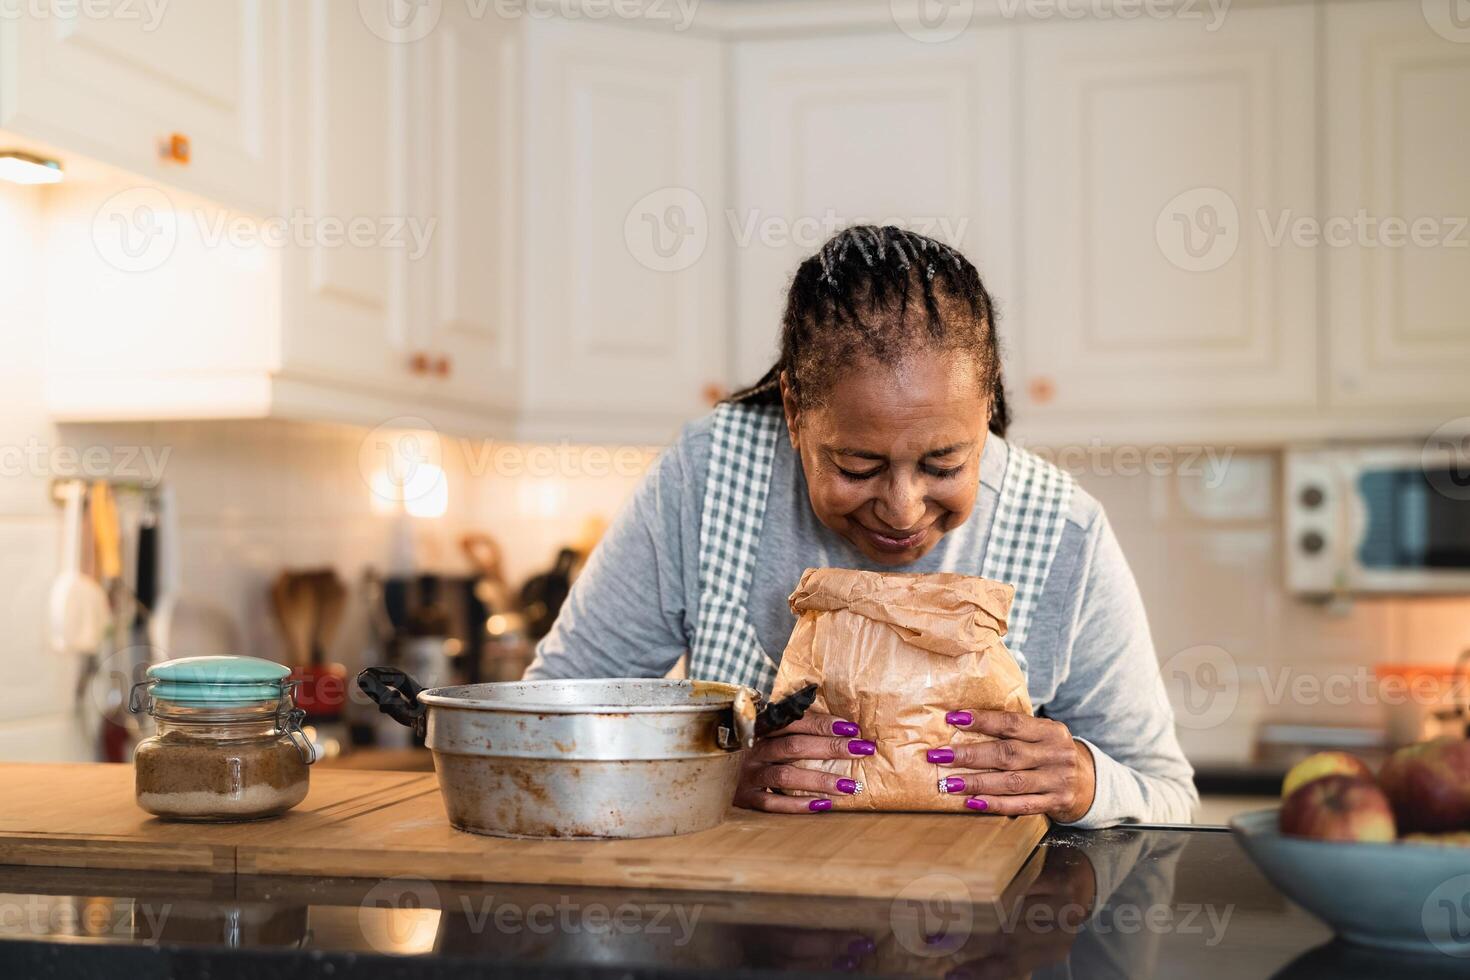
[729,225,1009,437]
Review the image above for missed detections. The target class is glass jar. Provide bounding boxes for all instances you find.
[130,656,316,822]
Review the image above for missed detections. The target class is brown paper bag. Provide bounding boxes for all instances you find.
[770,567,1032,811]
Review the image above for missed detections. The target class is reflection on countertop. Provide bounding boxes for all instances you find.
[3,824,1447,979]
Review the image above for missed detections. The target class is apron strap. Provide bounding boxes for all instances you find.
[979,442,1075,668]
[688,402,785,691]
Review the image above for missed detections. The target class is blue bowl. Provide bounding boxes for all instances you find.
[1230,808,1470,955]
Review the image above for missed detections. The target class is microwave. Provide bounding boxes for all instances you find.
[1285,444,1470,595]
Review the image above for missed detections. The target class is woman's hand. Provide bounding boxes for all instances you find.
[928,710,1097,822]
[734,711,875,813]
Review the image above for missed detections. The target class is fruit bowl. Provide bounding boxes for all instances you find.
[1231,808,1470,954]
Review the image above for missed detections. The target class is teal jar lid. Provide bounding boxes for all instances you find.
[146,656,291,706]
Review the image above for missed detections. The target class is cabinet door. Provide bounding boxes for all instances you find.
[0,0,278,213]
[277,0,419,400]
[1015,6,1317,431]
[408,3,523,417]
[1325,0,1470,410]
[731,31,1015,388]
[522,18,725,441]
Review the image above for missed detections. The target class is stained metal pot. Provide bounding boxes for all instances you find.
[361,671,759,839]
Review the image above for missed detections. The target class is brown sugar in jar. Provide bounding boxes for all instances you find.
[130,656,316,822]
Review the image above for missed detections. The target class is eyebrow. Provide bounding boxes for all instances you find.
[827,442,972,461]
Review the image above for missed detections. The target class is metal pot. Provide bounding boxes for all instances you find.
[359,670,762,839]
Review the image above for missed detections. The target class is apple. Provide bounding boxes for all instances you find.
[1281,751,1375,798]
[1377,737,1470,834]
[1278,774,1396,842]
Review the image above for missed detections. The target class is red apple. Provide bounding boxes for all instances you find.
[1281,751,1375,798]
[1278,774,1396,842]
[1378,737,1470,834]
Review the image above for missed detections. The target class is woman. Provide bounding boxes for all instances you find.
[527,226,1196,828]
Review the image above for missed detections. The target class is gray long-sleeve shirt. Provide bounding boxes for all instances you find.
[526,414,1198,829]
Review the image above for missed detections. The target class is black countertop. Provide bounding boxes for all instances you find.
[0,824,1463,979]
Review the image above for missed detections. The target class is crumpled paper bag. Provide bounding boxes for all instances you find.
[770,567,1032,811]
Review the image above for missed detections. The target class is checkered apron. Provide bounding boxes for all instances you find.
[687,402,1073,693]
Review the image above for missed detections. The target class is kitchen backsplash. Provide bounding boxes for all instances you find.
[5,182,1469,766]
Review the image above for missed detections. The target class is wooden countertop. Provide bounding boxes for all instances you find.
[0,762,1046,902]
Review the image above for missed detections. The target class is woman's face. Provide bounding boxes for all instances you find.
[782,350,989,565]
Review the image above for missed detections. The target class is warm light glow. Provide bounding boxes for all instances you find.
[517,478,566,518]
[402,462,449,519]
[0,151,64,185]
[369,469,402,516]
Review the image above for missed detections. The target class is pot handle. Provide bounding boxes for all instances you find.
[752,683,819,740]
[357,666,428,740]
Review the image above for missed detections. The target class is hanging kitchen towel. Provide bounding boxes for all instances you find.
[769,567,1032,811]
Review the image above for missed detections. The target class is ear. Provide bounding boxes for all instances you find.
[778,370,800,450]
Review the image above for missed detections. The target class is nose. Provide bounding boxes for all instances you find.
[875,473,926,531]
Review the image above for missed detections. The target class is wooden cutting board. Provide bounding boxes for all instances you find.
[0,763,1046,902]
[0,763,436,874]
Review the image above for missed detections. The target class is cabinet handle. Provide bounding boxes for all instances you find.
[702,383,729,407]
[161,132,191,165]
[1027,376,1056,405]
[409,352,431,375]
[434,356,452,379]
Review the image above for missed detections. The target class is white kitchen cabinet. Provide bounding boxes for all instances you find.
[45,12,725,443]
[1012,5,1318,441]
[520,18,726,441]
[1324,0,1470,411]
[275,0,414,403]
[45,0,466,433]
[0,0,279,214]
[731,31,1015,388]
[406,3,523,420]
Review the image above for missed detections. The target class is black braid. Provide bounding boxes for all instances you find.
[728,225,1009,438]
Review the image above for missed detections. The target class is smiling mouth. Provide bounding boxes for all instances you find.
[860,524,931,554]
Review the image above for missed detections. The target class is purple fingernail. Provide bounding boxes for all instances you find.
[836,778,859,794]
[846,937,877,956]
[832,720,860,737]
[939,776,966,794]
[926,747,955,764]
[847,739,876,756]
[945,711,972,727]
[965,797,988,811]
[809,798,833,812]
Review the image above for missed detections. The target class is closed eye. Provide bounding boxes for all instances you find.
[923,464,963,479]
[837,465,882,481]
